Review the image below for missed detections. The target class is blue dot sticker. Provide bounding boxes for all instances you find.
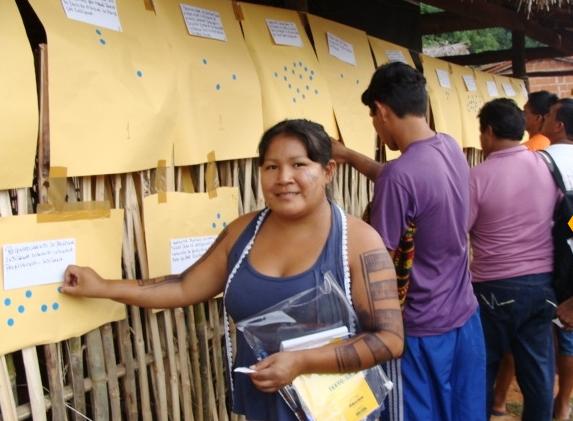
[309,76,313,81]
[17,305,25,314]
[215,83,221,91]
[202,58,208,64]
[99,39,106,45]
[232,74,237,80]
[223,222,227,228]
[293,97,297,103]
[212,222,217,229]
[304,67,308,72]
[25,290,32,298]
[356,79,360,85]
[136,70,143,78]
[57,286,62,293]
[96,29,102,35]
[296,88,300,93]
[292,70,295,75]
[306,85,310,90]
[7,319,14,327]
[293,62,297,67]
[340,73,344,78]
[288,84,292,89]
[283,66,287,71]
[299,74,303,79]
[315,89,319,95]
[41,304,48,312]
[3,298,11,306]
[274,72,278,78]
[283,76,287,81]
[298,61,302,66]
[311,70,315,75]
[52,303,59,311]
[216,213,221,219]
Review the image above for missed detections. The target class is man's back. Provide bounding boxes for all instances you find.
[371,132,477,336]
[469,146,560,281]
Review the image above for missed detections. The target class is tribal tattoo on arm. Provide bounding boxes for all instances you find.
[136,227,229,289]
[334,249,403,372]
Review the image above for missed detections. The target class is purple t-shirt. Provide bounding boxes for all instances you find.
[371,133,477,336]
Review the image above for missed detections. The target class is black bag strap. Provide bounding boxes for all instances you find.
[539,150,568,194]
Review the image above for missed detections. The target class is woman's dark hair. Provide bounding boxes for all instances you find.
[361,62,427,118]
[258,119,332,167]
[527,91,558,116]
[478,98,525,141]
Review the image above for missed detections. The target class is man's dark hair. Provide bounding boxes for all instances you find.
[258,119,331,167]
[478,98,525,141]
[361,62,427,118]
[527,90,558,115]
[556,98,573,138]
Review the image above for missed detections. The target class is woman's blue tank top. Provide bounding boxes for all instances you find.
[224,202,349,421]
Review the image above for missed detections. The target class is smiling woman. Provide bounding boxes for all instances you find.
[61,118,403,421]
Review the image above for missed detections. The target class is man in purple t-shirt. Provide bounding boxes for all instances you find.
[333,62,485,421]
[470,98,559,421]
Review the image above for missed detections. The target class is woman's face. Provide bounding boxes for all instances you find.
[260,134,334,218]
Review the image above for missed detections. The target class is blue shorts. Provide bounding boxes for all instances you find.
[557,327,573,356]
[401,310,486,421]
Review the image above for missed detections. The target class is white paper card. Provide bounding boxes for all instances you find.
[265,19,302,47]
[60,0,122,32]
[180,4,226,41]
[3,239,76,290]
[462,75,477,92]
[502,82,516,97]
[436,68,451,89]
[486,80,499,97]
[170,236,216,275]
[234,367,256,374]
[520,81,528,99]
[384,50,408,64]
[327,32,356,65]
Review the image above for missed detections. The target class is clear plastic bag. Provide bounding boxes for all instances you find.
[236,271,393,421]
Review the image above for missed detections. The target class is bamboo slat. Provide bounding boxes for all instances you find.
[0,356,18,421]
[44,344,67,421]
[149,312,168,420]
[174,308,194,421]
[22,347,47,421]
[163,311,181,421]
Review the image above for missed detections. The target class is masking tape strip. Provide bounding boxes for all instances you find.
[206,151,218,199]
[232,1,244,21]
[143,0,156,12]
[156,160,167,203]
[47,166,68,211]
[37,201,111,223]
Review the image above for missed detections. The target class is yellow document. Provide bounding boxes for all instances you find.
[293,371,379,421]
[368,37,415,68]
[421,55,463,146]
[475,69,504,103]
[0,1,38,189]
[143,189,239,278]
[156,0,263,165]
[450,64,485,149]
[307,15,376,159]
[0,210,125,356]
[239,3,337,136]
[28,0,176,177]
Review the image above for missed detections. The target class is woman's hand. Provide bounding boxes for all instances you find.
[249,351,304,393]
[61,265,109,298]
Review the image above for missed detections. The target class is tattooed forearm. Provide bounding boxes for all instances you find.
[335,342,362,372]
[363,334,394,360]
[137,275,181,288]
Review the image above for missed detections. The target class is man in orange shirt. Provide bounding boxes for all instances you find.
[522,91,558,151]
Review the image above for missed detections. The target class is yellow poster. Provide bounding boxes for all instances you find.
[28,0,176,177]
[143,189,239,278]
[421,55,463,146]
[511,77,529,109]
[475,69,504,103]
[307,15,376,159]
[156,0,263,165]
[368,37,415,68]
[0,210,125,356]
[450,64,484,149]
[238,3,337,136]
[495,74,527,109]
[0,1,38,189]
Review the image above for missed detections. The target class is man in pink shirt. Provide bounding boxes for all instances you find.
[469,98,560,421]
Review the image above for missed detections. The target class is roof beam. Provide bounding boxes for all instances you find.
[442,47,569,66]
[421,0,573,55]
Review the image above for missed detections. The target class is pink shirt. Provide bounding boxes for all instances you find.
[469,145,560,282]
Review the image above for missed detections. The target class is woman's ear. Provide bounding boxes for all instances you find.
[324,159,337,183]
